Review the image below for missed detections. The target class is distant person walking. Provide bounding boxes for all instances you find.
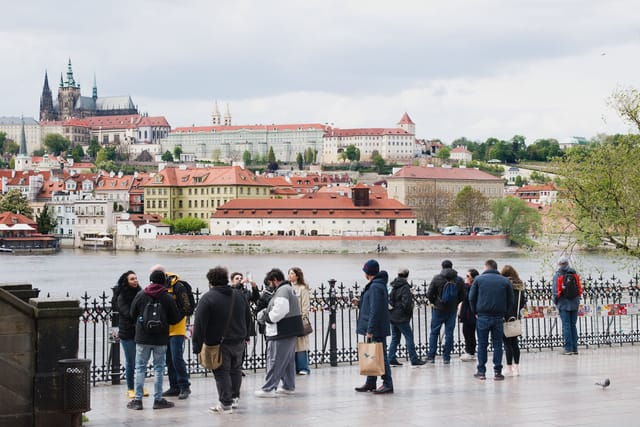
[458,268,479,362]
[501,265,526,376]
[289,267,312,375]
[468,259,514,381]
[552,256,582,355]
[388,268,425,367]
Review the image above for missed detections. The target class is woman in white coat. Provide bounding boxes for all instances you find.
[289,267,311,375]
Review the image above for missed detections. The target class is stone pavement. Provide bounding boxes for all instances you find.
[86,345,639,427]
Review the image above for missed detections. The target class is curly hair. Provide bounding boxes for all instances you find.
[206,266,229,287]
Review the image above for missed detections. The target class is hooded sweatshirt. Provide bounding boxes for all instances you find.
[130,282,182,346]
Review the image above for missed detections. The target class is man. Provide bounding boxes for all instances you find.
[127,270,181,410]
[255,268,304,397]
[354,259,394,394]
[552,256,582,355]
[149,264,193,400]
[192,266,251,414]
[388,268,425,367]
[426,260,466,364]
[468,259,514,381]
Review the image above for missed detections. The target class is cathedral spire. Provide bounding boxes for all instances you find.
[212,101,221,125]
[65,58,78,88]
[224,103,232,126]
[92,73,98,99]
[40,70,55,121]
[19,117,27,156]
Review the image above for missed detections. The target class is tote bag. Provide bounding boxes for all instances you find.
[503,317,522,337]
[198,343,223,370]
[358,341,385,376]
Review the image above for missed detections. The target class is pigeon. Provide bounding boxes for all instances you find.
[595,378,610,389]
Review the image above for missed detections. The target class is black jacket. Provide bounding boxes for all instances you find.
[231,283,260,336]
[112,285,141,340]
[389,277,414,324]
[192,286,251,354]
[130,283,182,346]
[468,269,514,317]
[427,268,466,312]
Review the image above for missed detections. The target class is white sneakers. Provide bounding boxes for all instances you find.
[505,365,520,376]
[209,404,232,414]
[460,353,476,362]
[254,389,277,398]
[231,397,240,408]
[275,388,295,395]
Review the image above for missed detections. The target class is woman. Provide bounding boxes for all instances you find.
[458,268,479,361]
[112,270,142,398]
[501,264,527,376]
[289,267,311,375]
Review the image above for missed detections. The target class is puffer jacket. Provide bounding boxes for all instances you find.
[112,284,140,340]
[389,277,414,324]
[258,281,304,341]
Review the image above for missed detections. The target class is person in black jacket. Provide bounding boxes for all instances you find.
[112,270,142,399]
[501,265,527,376]
[193,266,251,414]
[458,268,480,362]
[127,270,181,411]
[387,268,425,367]
[426,260,466,364]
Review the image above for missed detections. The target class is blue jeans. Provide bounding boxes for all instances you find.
[559,309,578,352]
[134,344,166,401]
[476,315,504,375]
[166,335,190,390]
[428,309,456,361]
[121,338,136,390]
[295,351,310,374]
[365,336,393,389]
[388,321,419,362]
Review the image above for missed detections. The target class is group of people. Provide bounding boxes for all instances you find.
[112,265,312,414]
[356,255,582,391]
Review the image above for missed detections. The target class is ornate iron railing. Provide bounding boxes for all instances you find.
[77,274,640,384]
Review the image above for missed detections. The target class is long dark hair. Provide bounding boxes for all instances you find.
[117,270,136,290]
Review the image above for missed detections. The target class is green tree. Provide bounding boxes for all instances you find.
[529,170,551,184]
[161,150,174,162]
[296,152,303,170]
[167,217,207,234]
[437,146,451,160]
[87,138,100,159]
[510,135,527,162]
[44,133,70,155]
[345,144,359,162]
[0,131,6,153]
[3,140,19,156]
[526,138,562,161]
[242,150,252,166]
[491,196,541,246]
[36,205,57,234]
[32,147,46,156]
[372,153,386,174]
[453,186,489,231]
[267,146,276,164]
[173,145,183,161]
[71,144,85,162]
[0,189,34,218]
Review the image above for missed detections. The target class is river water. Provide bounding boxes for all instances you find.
[2,248,639,298]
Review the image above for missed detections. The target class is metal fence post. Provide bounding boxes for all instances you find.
[110,286,121,385]
[328,279,338,367]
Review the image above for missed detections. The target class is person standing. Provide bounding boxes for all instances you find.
[127,270,181,410]
[426,260,466,364]
[289,267,312,375]
[112,270,142,399]
[468,259,514,381]
[552,256,582,355]
[230,271,260,373]
[388,268,425,367]
[354,259,394,394]
[255,268,304,397]
[458,268,479,362]
[501,265,526,376]
[192,266,251,414]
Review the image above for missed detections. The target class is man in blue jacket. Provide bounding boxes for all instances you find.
[468,259,514,381]
[354,259,393,394]
[552,256,582,355]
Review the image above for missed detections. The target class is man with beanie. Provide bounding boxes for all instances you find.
[426,260,466,364]
[127,269,182,410]
[552,256,582,355]
[354,259,394,394]
[388,268,425,367]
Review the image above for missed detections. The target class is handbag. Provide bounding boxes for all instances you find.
[198,290,236,370]
[357,340,385,376]
[302,316,313,335]
[503,290,523,338]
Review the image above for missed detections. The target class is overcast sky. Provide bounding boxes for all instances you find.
[2,0,639,143]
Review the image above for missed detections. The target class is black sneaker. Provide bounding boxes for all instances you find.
[178,388,191,400]
[494,373,505,381]
[389,359,403,366]
[162,388,180,397]
[153,398,175,409]
[473,372,486,380]
[127,399,143,410]
[426,357,435,364]
[411,359,426,366]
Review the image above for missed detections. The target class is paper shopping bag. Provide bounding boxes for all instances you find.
[358,341,385,376]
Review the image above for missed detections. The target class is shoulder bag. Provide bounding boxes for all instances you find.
[198,290,236,370]
[503,289,522,338]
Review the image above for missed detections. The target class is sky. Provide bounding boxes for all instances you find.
[1,0,639,144]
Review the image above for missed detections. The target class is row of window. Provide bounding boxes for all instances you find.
[147,187,268,196]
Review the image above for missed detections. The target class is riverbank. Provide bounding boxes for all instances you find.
[120,234,512,254]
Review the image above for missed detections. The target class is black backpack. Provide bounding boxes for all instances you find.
[561,273,580,299]
[142,299,166,333]
[167,275,196,316]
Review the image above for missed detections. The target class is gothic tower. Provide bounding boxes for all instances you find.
[397,112,415,135]
[58,58,81,120]
[15,118,32,172]
[224,103,232,126]
[212,101,221,125]
[39,71,55,121]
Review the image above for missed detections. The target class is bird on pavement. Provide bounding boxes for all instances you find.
[595,378,610,389]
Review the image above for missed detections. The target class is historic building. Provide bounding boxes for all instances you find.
[39,59,138,121]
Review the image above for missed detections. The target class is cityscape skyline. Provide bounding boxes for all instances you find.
[1,0,639,143]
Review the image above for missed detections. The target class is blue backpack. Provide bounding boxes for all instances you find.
[440,280,458,304]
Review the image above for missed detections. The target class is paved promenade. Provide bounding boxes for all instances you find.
[86,345,639,427]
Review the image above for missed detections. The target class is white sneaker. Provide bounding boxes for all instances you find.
[209,404,233,414]
[231,397,240,408]
[513,365,520,376]
[460,353,476,362]
[276,388,295,395]
[254,389,277,398]
[504,366,512,376]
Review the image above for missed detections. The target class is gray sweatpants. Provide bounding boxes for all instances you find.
[261,336,296,392]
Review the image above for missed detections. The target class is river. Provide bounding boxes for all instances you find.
[2,248,639,298]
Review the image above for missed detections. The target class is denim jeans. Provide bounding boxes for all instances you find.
[134,344,166,401]
[364,336,393,389]
[559,309,578,352]
[428,309,456,361]
[476,315,504,375]
[166,335,190,390]
[295,351,310,374]
[121,338,136,390]
[388,321,419,362]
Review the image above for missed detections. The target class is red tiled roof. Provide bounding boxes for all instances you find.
[451,146,471,153]
[397,112,415,125]
[0,211,36,227]
[138,116,171,127]
[325,128,410,137]
[172,123,325,133]
[143,166,270,188]
[515,183,557,193]
[390,166,502,181]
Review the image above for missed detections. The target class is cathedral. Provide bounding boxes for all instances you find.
[39,59,138,121]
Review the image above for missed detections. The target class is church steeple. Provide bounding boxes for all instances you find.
[39,70,55,121]
[92,73,98,99]
[212,101,221,125]
[224,103,232,126]
[15,118,32,172]
[64,58,79,88]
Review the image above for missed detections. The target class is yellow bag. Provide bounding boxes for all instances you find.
[198,343,222,370]
[358,341,385,376]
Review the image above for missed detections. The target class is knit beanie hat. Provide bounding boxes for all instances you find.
[150,270,166,285]
[362,259,380,276]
